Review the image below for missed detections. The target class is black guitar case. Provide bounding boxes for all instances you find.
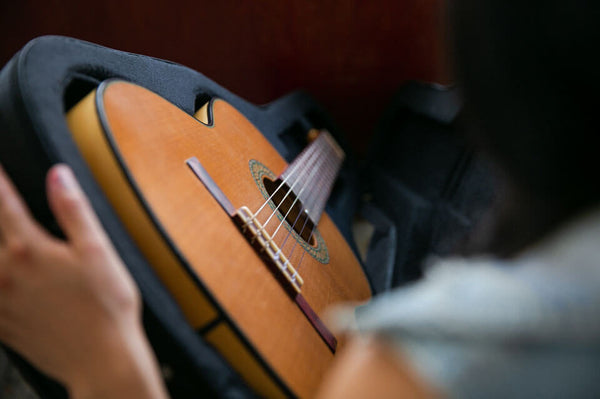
[0,36,496,398]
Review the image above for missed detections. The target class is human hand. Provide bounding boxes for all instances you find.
[0,164,168,399]
[315,335,437,399]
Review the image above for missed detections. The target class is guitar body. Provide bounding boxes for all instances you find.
[66,80,371,398]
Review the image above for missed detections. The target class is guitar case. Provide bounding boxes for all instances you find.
[0,36,496,398]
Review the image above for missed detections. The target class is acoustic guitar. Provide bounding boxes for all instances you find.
[66,80,371,398]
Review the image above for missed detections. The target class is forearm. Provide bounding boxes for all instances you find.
[315,336,438,399]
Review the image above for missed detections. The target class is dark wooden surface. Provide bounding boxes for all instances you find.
[0,0,448,156]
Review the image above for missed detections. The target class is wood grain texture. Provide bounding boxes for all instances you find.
[76,81,371,397]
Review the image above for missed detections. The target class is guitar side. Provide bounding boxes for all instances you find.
[66,80,371,398]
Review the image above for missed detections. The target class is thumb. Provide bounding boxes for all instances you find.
[46,165,110,247]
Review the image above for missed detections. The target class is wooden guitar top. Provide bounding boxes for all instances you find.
[67,80,371,397]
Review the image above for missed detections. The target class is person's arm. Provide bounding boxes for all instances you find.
[315,335,439,399]
[0,164,168,399]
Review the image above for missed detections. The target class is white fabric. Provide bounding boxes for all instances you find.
[343,208,600,398]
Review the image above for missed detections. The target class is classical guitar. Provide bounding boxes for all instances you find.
[66,80,371,398]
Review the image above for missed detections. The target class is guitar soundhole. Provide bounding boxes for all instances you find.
[263,177,317,247]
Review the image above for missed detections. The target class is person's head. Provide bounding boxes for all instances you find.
[451,0,600,255]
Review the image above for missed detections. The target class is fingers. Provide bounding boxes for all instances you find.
[46,165,110,248]
[0,164,43,243]
[47,165,106,245]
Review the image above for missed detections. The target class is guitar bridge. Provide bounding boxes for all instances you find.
[232,206,304,294]
[187,157,335,352]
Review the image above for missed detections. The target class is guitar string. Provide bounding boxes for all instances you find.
[271,145,338,259]
[275,144,340,263]
[310,149,341,220]
[258,138,331,234]
[257,145,333,256]
[260,129,336,222]
[272,202,307,261]
[287,152,338,269]
[269,144,334,240]
[245,136,324,247]
[244,132,326,248]
[273,142,338,246]
[306,144,340,222]
[248,148,317,226]
[254,147,324,247]
[244,131,343,277]
[249,133,324,222]
[298,141,339,223]
[243,143,322,250]
[295,223,319,272]
[274,139,339,239]
[252,144,334,282]
[286,151,339,267]
[280,210,312,262]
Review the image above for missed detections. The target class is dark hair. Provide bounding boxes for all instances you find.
[451,0,600,256]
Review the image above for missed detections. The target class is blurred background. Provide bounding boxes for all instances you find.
[0,0,449,156]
